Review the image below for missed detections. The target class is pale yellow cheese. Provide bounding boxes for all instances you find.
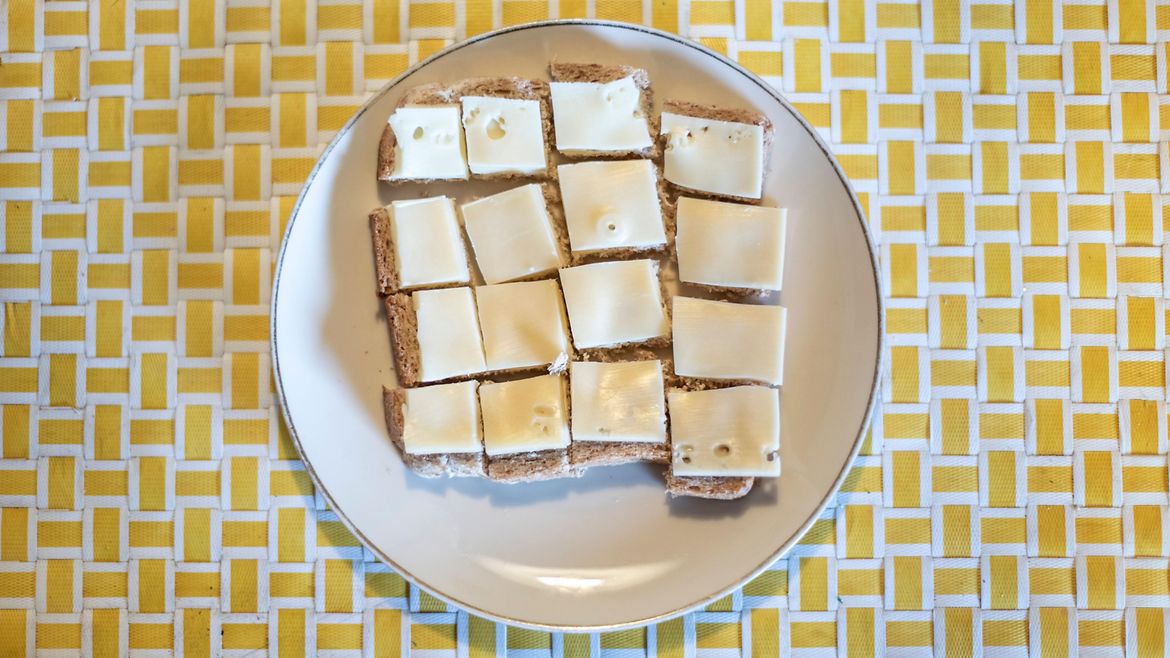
[389,196,470,288]
[480,374,570,456]
[672,297,786,385]
[475,279,570,371]
[550,77,652,153]
[559,259,668,349]
[667,386,780,477]
[675,197,787,291]
[386,106,469,180]
[413,287,487,382]
[402,381,481,454]
[661,112,765,199]
[557,160,666,253]
[461,184,562,284]
[570,361,666,443]
[461,96,546,175]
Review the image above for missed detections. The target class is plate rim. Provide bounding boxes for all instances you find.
[270,18,887,632]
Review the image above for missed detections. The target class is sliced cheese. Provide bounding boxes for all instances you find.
[660,112,765,199]
[461,96,546,175]
[676,197,787,291]
[570,361,666,443]
[559,259,668,349]
[461,184,562,284]
[413,287,487,382]
[386,105,469,180]
[672,297,786,385]
[550,77,652,153]
[557,159,666,253]
[402,381,481,454]
[390,196,470,289]
[475,279,570,371]
[667,386,780,477]
[480,374,570,456]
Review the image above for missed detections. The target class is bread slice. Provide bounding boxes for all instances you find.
[568,350,671,468]
[560,259,673,353]
[384,293,490,389]
[368,206,469,296]
[566,167,677,266]
[461,183,572,285]
[659,100,774,205]
[487,449,580,483]
[382,386,486,478]
[377,83,466,184]
[548,62,660,159]
[661,380,759,500]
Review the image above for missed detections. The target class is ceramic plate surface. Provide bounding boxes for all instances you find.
[271,20,882,631]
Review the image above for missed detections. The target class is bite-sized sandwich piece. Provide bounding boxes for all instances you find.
[557,159,668,258]
[665,385,781,499]
[480,374,578,482]
[672,297,786,386]
[549,62,656,158]
[385,288,487,387]
[458,77,553,179]
[559,259,669,350]
[569,360,669,468]
[378,83,469,183]
[475,279,572,373]
[659,100,773,203]
[460,183,568,284]
[368,196,471,295]
[675,197,787,294]
[381,382,485,478]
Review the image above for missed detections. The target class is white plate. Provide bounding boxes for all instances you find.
[272,20,883,631]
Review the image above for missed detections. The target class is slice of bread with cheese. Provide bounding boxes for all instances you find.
[369,196,472,296]
[559,259,671,351]
[480,374,580,482]
[659,100,774,204]
[675,197,787,298]
[556,159,675,262]
[568,359,671,468]
[384,288,488,388]
[382,384,486,478]
[548,62,658,159]
[379,78,555,182]
[460,183,571,285]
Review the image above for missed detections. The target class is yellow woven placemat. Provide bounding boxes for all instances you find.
[2,0,1169,654]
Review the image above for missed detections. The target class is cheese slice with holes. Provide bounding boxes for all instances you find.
[557,159,666,253]
[672,297,786,385]
[668,386,780,477]
[676,197,787,291]
[559,259,668,348]
[461,96,546,175]
[461,184,562,284]
[550,78,652,153]
[660,112,765,199]
[386,106,469,180]
[413,287,487,382]
[480,374,570,456]
[570,361,666,443]
[390,196,471,289]
[475,279,570,371]
[402,381,481,454]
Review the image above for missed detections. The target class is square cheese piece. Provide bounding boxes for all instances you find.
[475,279,570,371]
[401,381,481,454]
[413,287,487,382]
[390,196,471,289]
[461,184,562,284]
[676,197,787,291]
[480,374,570,456]
[673,297,786,385]
[667,386,780,477]
[557,160,666,253]
[461,96,546,175]
[661,112,765,199]
[386,106,469,180]
[559,260,668,349]
[570,361,666,443]
[550,78,652,154]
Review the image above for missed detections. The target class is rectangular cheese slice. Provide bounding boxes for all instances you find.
[550,77,653,154]
[559,259,668,349]
[480,374,570,456]
[461,184,562,284]
[475,279,570,371]
[461,96,546,175]
[661,112,765,200]
[385,106,469,181]
[668,386,780,477]
[413,287,487,382]
[390,196,471,289]
[570,361,666,443]
[675,197,787,291]
[401,381,481,454]
[557,160,666,253]
[672,297,786,385]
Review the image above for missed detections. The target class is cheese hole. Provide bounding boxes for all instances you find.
[681,456,691,464]
[766,450,778,462]
[433,131,454,145]
[533,404,556,417]
[531,419,552,435]
[714,444,731,457]
[412,126,425,140]
[486,115,507,140]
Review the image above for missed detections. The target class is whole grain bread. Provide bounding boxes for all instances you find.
[659,99,775,205]
[382,386,487,478]
[487,449,580,482]
[548,62,660,159]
